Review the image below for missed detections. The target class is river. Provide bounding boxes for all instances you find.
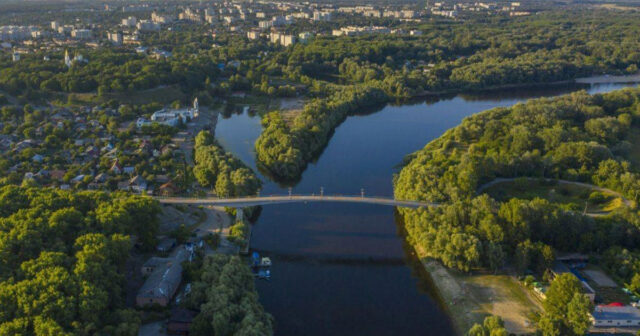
[214,82,639,335]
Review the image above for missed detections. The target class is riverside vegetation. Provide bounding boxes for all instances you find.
[252,11,640,181]
[0,186,158,334]
[394,87,640,335]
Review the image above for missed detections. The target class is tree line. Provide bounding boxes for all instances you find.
[194,130,261,197]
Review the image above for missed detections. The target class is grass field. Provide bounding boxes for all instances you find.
[484,179,625,214]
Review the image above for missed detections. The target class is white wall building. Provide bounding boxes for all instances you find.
[138,99,200,128]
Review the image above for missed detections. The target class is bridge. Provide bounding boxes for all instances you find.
[155,195,438,209]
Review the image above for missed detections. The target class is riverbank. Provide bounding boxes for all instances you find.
[416,247,542,335]
[575,73,640,84]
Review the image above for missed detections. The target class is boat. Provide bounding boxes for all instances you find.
[260,257,271,267]
[256,269,271,280]
[251,252,260,267]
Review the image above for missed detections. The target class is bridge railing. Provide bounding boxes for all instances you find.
[153,194,402,200]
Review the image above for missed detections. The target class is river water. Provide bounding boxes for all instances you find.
[215,82,639,335]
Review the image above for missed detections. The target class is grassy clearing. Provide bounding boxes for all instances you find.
[419,247,541,335]
[484,179,625,213]
[227,95,274,115]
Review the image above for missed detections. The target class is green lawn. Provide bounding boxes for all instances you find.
[484,179,624,214]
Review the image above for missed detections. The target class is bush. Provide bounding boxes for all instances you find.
[588,191,607,204]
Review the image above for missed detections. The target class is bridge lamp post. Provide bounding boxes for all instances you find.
[361,188,364,198]
[320,187,324,197]
[288,187,292,198]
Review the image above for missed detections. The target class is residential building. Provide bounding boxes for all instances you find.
[71,29,92,40]
[313,11,332,21]
[136,258,182,307]
[108,31,123,45]
[592,304,640,327]
[136,20,160,32]
[122,16,137,27]
[247,29,261,40]
[152,12,174,24]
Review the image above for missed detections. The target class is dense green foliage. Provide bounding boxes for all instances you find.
[0,50,217,96]
[194,130,261,197]
[396,88,640,272]
[538,273,592,336]
[255,85,388,180]
[467,316,508,336]
[186,254,273,336]
[253,11,640,181]
[281,12,640,92]
[396,88,640,203]
[0,186,160,335]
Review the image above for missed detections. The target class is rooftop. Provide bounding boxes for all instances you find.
[592,305,640,321]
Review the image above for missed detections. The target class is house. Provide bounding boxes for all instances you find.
[71,174,86,184]
[136,260,182,307]
[123,166,135,175]
[155,175,170,184]
[591,303,640,327]
[110,161,122,174]
[94,173,107,183]
[552,261,596,302]
[167,308,197,335]
[157,237,176,253]
[158,181,180,196]
[49,169,66,181]
[129,175,147,193]
[141,257,171,276]
[32,154,44,163]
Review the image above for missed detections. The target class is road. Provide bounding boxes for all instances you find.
[155,195,438,208]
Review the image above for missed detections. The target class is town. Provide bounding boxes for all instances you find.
[1,0,640,335]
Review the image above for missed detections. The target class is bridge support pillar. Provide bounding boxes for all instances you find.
[235,208,244,222]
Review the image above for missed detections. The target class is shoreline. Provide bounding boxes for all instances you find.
[414,247,481,335]
[416,246,543,335]
[412,73,640,98]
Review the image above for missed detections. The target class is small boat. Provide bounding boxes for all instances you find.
[256,269,271,280]
[251,252,260,267]
[260,257,272,267]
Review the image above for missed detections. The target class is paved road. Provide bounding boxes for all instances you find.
[155,195,437,208]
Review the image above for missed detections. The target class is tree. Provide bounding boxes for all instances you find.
[566,293,593,335]
[539,273,591,335]
[466,316,507,336]
[544,273,582,318]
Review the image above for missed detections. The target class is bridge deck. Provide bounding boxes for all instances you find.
[155,195,437,208]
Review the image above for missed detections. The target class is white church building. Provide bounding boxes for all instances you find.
[137,98,199,128]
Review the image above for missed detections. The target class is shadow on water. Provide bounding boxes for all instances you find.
[393,208,452,317]
[250,249,407,266]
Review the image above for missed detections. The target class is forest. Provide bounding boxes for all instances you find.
[253,11,640,180]
[185,254,274,335]
[395,87,640,278]
[193,130,261,197]
[0,186,159,335]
